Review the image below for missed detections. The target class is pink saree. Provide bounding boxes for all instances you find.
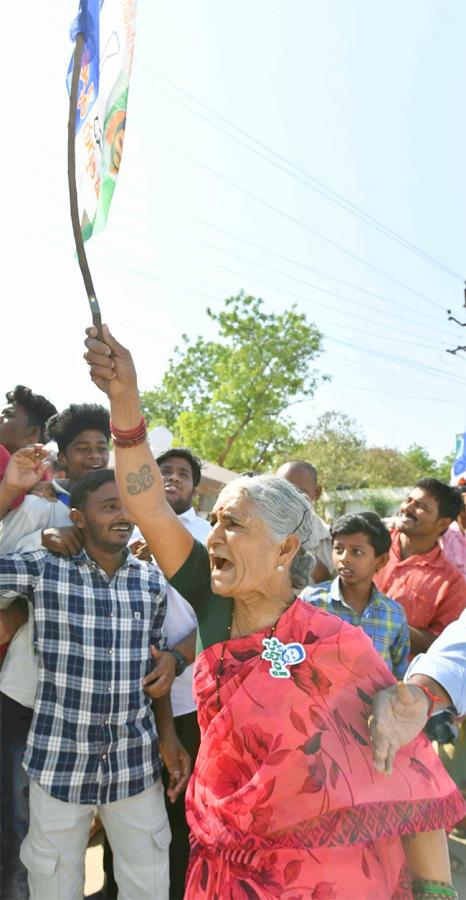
[185,600,465,899]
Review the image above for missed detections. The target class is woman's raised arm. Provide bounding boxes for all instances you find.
[84,324,193,579]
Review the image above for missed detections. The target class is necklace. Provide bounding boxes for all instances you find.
[215,601,292,711]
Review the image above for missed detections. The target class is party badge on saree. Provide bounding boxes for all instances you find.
[261,636,306,678]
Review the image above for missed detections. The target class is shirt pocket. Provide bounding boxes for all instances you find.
[401,585,433,629]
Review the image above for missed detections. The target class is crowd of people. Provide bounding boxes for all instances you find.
[0,324,464,900]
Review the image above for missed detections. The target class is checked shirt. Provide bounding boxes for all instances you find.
[300,577,410,678]
[0,548,167,804]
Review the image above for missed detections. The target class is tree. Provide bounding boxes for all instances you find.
[402,444,441,480]
[295,415,451,493]
[296,411,367,490]
[361,447,418,488]
[140,292,326,471]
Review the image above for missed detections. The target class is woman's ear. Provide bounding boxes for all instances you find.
[277,533,301,569]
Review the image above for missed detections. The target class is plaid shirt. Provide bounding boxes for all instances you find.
[0,548,167,804]
[300,577,410,678]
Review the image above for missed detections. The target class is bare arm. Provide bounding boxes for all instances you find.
[402,829,451,884]
[152,693,191,802]
[0,599,29,644]
[143,629,197,699]
[409,625,437,655]
[84,325,193,579]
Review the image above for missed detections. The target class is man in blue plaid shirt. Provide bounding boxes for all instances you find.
[0,466,189,900]
[300,511,410,678]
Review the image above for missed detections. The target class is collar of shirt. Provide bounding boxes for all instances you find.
[390,529,444,568]
[72,546,141,573]
[329,576,380,610]
[178,507,196,525]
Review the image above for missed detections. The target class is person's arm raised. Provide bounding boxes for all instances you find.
[84,325,193,579]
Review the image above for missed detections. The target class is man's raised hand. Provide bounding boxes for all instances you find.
[4,445,50,494]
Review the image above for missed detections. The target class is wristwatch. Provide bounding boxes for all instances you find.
[170,649,188,677]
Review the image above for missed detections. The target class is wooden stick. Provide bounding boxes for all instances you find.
[67,30,102,337]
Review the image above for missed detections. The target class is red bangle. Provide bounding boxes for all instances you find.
[110,416,146,441]
[417,684,445,715]
[112,434,147,449]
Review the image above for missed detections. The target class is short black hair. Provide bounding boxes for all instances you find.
[70,469,116,511]
[330,511,391,556]
[415,478,462,522]
[156,447,202,488]
[6,386,57,442]
[45,403,110,452]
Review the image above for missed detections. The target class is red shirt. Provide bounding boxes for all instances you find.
[374,529,466,635]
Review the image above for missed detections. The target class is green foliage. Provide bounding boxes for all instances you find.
[295,411,367,490]
[365,492,396,518]
[295,413,453,492]
[140,292,325,471]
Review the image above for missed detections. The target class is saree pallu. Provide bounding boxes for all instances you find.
[185,601,466,899]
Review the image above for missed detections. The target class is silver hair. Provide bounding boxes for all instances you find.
[218,475,315,587]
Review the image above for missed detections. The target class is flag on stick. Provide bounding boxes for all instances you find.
[451,432,466,485]
[67,0,137,327]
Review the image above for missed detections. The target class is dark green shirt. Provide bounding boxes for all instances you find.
[169,540,232,653]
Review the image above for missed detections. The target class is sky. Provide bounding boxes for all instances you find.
[3,0,466,463]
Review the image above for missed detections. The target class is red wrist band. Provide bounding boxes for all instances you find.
[110,416,146,440]
[417,684,445,715]
[110,416,147,449]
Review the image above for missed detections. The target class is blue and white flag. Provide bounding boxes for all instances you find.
[451,432,466,485]
[67,0,137,241]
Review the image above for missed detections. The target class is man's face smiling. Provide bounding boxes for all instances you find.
[158,456,194,514]
[72,481,134,554]
[60,429,109,486]
[398,487,448,540]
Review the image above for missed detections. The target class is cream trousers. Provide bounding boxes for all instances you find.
[20,779,171,900]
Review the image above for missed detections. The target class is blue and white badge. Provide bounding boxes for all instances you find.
[261,636,306,679]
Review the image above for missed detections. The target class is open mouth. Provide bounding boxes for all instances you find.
[210,554,233,574]
[110,523,132,534]
[338,567,353,577]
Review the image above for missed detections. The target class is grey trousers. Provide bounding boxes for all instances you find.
[20,779,171,900]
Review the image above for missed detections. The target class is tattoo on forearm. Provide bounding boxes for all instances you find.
[126,465,155,495]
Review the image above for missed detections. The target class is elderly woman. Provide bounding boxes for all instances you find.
[85,325,464,900]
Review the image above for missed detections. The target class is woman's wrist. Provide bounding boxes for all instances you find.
[109,389,142,431]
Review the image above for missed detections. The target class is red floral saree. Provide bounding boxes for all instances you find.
[184,600,465,899]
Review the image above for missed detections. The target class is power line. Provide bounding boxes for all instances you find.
[108,212,458,343]
[129,197,451,327]
[88,233,465,388]
[145,129,449,312]
[143,68,464,282]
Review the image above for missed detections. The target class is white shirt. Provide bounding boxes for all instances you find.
[132,506,210,717]
[406,609,466,716]
[306,510,335,587]
[0,496,71,707]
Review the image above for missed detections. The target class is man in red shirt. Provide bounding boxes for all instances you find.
[375,478,466,655]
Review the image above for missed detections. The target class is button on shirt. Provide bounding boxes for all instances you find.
[0,548,167,804]
[374,529,466,636]
[300,577,410,678]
